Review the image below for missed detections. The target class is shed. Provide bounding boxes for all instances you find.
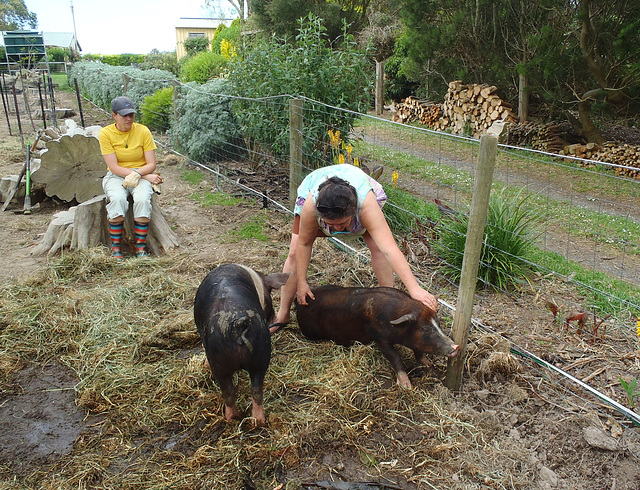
[175,17,234,59]
[42,32,81,57]
[0,31,81,57]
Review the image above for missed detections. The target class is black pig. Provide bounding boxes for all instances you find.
[194,264,289,426]
[295,285,458,388]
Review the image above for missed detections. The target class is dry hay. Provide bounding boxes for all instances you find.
[0,242,542,489]
[1,200,639,489]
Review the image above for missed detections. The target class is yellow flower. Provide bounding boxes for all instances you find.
[637,316,640,341]
[220,39,236,59]
[392,170,399,188]
[353,157,360,167]
[338,153,345,164]
[328,129,341,148]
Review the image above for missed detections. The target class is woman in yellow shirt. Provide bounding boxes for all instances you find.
[98,96,163,259]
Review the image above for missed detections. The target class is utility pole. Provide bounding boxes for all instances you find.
[70,1,78,41]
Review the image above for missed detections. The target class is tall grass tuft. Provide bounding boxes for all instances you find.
[435,188,541,290]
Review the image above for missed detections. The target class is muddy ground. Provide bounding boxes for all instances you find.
[0,89,639,489]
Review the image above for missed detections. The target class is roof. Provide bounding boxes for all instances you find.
[174,17,235,29]
[42,32,77,48]
[0,31,81,52]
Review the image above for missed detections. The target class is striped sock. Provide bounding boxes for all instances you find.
[134,221,149,257]
[109,222,124,259]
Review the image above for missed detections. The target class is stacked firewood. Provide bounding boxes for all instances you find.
[392,97,443,127]
[442,81,518,135]
[393,81,518,136]
[504,121,567,154]
[561,142,640,179]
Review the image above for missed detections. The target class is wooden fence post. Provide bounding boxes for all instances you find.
[289,98,304,205]
[375,61,384,116]
[445,134,498,391]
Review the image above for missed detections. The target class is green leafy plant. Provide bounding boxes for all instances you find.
[228,13,371,163]
[435,188,541,290]
[179,51,228,83]
[172,79,245,163]
[140,87,173,133]
[183,37,210,57]
[619,377,640,409]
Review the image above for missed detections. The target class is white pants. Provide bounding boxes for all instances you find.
[102,171,153,221]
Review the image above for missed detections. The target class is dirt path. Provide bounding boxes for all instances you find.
[359,125,640,287]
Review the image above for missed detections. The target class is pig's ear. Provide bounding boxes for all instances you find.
[389,312,417,326]
[264,273,290,290]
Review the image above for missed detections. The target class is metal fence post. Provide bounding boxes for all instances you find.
[289,98,304,205]
[445,134,497,391]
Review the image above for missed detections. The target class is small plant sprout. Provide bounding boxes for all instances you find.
[565,310,586,334]
[619,377,640,409]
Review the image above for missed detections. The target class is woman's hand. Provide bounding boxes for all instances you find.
[296,281,315,305]
[409,287,438,311]
[143,173,163,185]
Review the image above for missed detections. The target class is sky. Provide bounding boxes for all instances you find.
[24,0,236,55]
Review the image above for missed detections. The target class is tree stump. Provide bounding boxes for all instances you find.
[31,133,106,203]
[31,195,179,257]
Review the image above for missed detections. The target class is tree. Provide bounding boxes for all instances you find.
[0,0,37,30]
[250,0,370,42]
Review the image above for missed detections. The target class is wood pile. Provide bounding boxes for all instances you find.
[442,81,518,135]
[561,142,640,179]
[392,97,443,127]
[393,81,518,136]
[504,121,567,154]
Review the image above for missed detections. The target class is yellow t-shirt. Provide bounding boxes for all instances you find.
[98,122,157,169]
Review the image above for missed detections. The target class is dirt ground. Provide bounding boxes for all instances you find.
[1,89,640,489]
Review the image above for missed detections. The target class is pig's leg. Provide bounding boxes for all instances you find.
[377,343,412,389]
[217,375,240,421]
[249,369,267,426]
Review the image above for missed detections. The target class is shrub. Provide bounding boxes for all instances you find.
[434,188,541,290]
[172,79,245,163]
[228,13,371,164]
[180,51,228,83]
[183,37,210,57]
[140,87,173,133]
[69,61,174,112]
[141,49,180,76]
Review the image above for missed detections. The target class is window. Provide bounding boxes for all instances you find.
[188,32,205,38]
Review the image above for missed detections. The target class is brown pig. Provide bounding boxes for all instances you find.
[294,285,458,388]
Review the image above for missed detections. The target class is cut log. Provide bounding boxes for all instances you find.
[31,195,179,257]
[31,133,106,203]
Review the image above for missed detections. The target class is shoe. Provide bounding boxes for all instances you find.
[268,322,289,334]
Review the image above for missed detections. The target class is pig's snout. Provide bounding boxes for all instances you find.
[449,344,459,358]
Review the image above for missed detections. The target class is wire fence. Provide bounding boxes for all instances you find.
[32,74,640,441]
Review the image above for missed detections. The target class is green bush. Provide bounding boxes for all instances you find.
[183,37,210,57]
[172,79,245,163]
[140,87,173,133]
[100,54,146,66]
[69,61,174,112]
[434,189,541,290]
[180,51,228,83]
[211,20,243,56]
[228,13,371,163]
[141,49,180,76]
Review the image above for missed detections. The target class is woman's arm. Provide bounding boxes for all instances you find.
[360,193,438,310]
[295,193,319,305]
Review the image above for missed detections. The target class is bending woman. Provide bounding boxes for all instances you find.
[270,164,437,333]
